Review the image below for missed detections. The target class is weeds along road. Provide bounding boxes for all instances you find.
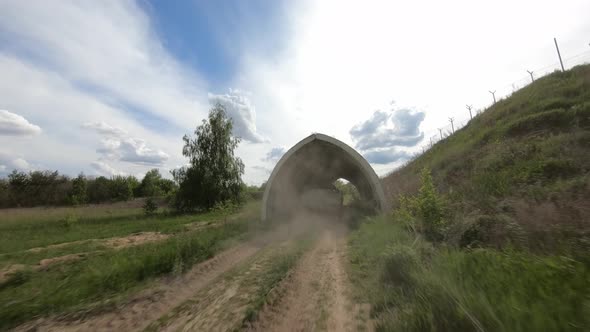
[15,215,368,332]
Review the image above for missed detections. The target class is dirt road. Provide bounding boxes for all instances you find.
[247,222,371,332]
[15,218,371,332]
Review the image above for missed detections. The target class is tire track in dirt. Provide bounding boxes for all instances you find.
[248,221,371,332]
[13,234,273,332]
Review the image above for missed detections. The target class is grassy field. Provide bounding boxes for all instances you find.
[348,216,590,331]
[0,199,263,330]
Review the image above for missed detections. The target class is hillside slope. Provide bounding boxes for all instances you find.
[347,65,590,331]
[383,64,590,255]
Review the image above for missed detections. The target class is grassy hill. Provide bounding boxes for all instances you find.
[348,65,590,331]
[384,64,590,256]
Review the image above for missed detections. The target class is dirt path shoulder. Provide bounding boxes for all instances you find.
[14,238,263,332]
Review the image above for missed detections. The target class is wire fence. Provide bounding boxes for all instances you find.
[416,45,590,155]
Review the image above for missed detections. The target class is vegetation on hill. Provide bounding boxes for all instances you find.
[384,64,590,255]
[349,65,590,331]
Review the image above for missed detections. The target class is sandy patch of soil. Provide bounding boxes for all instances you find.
[0,264,26,284]
[102,232,170,249]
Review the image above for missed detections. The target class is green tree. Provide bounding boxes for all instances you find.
[126,175,140,197]
[109,176,133,201]
[8,170,29,206]
[0,179,9,208]
[139,169,164,197]
[70,174,87,205]
[172,105,245,211]
[87,176,111,203]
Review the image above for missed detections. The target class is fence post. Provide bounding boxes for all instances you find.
[554,37,565,72]
[449,117,455,134]
[489,90,496,104]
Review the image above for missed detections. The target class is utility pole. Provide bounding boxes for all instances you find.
[449,117,455,134]
[422,146,425,153]
[489,90,497,104]
[554,37,565,72]
[430,137,433,147]
[438,128,443,140]
[466,105,473,120]
[527,70,534,82]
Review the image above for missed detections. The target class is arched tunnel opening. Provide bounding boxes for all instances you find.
[262,133,389,222]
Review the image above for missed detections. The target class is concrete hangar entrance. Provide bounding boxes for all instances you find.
[261,133,388,221]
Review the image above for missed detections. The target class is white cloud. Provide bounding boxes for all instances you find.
[234,0,590,171]
[350,108,425,151]
[0,1,211,179]
[208,89,268,143]
[0,1,209,131]
[263,146,286,162]
[0,110,41,136]
[0,151,31,174]
[83,122,169,166]
[363,148,410,165]
[82,122,127,138]
[91,161,125,177]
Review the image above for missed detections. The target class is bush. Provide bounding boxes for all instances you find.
[143,197,158,216]
[395,168,449,242]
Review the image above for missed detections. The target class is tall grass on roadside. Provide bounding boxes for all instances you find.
[348,217,590,331]
[0,208,261,330]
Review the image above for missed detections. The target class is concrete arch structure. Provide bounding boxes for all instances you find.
[262,133,389,221]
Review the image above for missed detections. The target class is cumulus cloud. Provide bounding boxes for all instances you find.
[363,148,410,164]
[0,110,41,136]
[263,147,286,162]
[91,161,125,177]
[83,122,169,166]
[82,121,127,138]
[0,151,31,174]
[350,108,425,151]
[349,107,425,165]
[208,89,268,143]
[0,1,209,132]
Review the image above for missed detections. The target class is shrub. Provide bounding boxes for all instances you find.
[143,197,158,216]
[395,168,449,242]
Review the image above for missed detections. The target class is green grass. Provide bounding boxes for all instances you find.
[348,216,590,331]
[0,200,259,253]
[0,200,262,330]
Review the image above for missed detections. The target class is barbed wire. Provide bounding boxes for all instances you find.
[417,48,590,153]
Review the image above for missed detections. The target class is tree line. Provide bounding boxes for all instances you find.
[0,168,176,208]
[1,105,261,211]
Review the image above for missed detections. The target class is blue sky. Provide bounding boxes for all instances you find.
[141,0,289,89]
[0,0,589,184]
